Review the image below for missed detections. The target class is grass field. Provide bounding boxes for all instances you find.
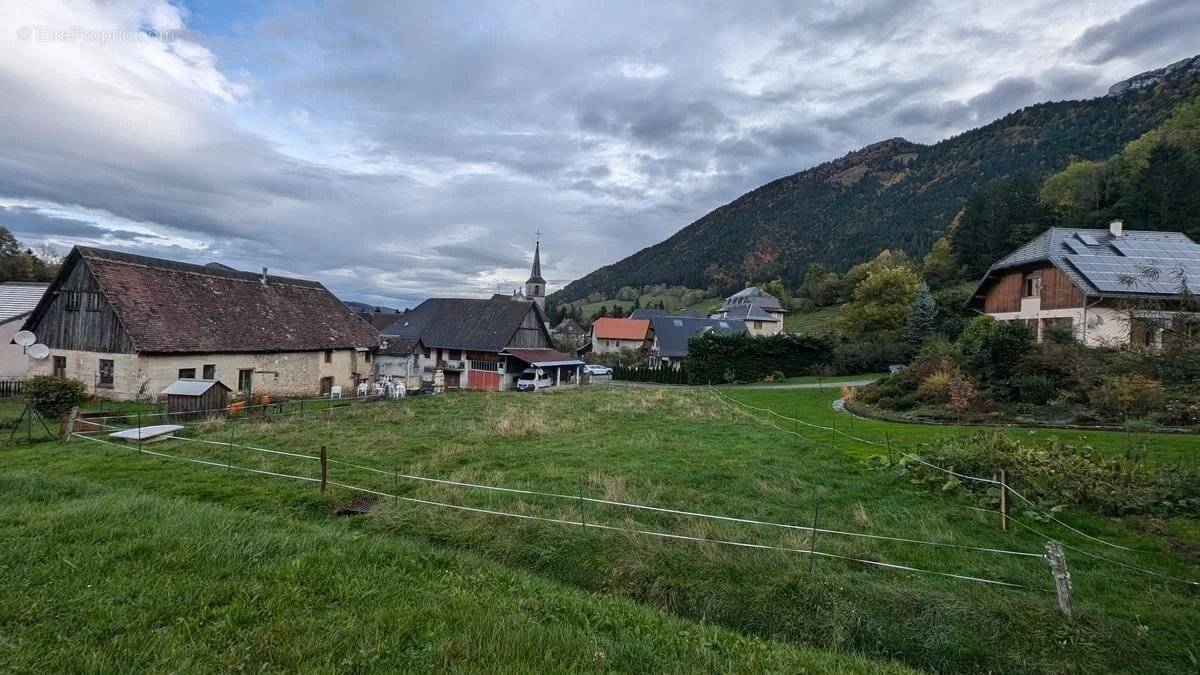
[577,294,723,318]
[783,305,842,334]
[3,386,1199,672]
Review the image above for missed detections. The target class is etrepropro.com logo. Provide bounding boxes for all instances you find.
[16,25,176,44]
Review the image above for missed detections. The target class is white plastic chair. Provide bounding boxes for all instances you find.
[330,385,343,399]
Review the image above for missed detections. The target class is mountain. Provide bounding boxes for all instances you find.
[555,55,1200,303]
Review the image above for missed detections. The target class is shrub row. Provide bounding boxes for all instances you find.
[612,365,690,384]
[684,332,833,384]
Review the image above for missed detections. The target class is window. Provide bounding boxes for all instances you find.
[1023,275,1042,298]
[753,321,763,329]
[97,359,114,388]
[63,291,82,311]
[324,349,333,364]
[364,352,372,363]
[238,368,253,391]
[202,364,216,380]
[178,368,196,379]
[448,349,461,360]
[52,355,66,379]
[83,292,100,311]
[319,376,334,394]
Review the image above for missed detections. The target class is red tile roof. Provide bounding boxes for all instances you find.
[592,317,651,341]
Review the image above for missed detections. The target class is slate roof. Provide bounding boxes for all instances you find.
[380,298,549,352]
[974,227,1200,301]
[717,304,780,322]
[648,315,749,358]
[592,317,651,341]
[0,282,48,323]
[366,311,406,331]
[377,335,422,356]
[552,318,584,335]
[718,286,784,313]
[26,247,378,354]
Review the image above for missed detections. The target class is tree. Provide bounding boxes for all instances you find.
[836,266,922,343]
[903,282,937,347]
[759,279,789,305]
[949,174,1044,278]
[1118,140,1200,239]
[920,237,961,289]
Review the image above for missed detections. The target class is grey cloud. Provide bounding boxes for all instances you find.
[1,0,1194,307]
[1072,0,1200,65]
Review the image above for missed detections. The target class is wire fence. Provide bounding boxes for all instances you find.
[708,386,1200,586]
[69,428,1052,592]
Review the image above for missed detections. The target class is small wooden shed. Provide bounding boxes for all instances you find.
[162,379,232,421]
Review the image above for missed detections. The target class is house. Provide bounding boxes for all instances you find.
[712,287,786,335]
[647,315,749,368]
[0,281,49,377]
[373,334,424,390]
[970,222,1200,347]
[378,297,582,390]
[551,317,584,339]
[20,246,378,399]
[591,317,652,353]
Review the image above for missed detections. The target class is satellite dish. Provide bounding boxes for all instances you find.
[27,344,50,360]
[13,330,35,347]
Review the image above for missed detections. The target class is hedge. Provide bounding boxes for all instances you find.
[684,333,833,384]
[612,364,690,384]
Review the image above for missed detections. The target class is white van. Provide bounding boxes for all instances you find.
[515,367,553,391]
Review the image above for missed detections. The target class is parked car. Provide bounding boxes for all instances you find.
[515,368,553,391]
[583,364,612,376]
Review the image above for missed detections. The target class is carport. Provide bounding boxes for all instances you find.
[500,348,585,389]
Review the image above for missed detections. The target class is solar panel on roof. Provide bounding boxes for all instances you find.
[1113,240,1199,260]
[1076,233,1101,246]
[1061,240,1079,254]
[1066,256,1199,294]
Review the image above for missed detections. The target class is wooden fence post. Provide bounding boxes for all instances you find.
[320,445,328,493]
[65,406,78,442]
[807,499,821,576]
[1045,541,1073,621]
[999,469,1009,531]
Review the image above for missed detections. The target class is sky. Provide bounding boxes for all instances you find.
[1,1,1198,308]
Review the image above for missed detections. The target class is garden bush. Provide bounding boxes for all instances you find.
[1017,374,1058,405]
[916,371,952,404]
[24,376,88,417]
[898,432,1200,516]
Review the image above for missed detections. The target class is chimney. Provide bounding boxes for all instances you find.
[260,267,269,285]
[1109,220,1123,237]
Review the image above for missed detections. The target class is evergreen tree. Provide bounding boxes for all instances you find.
[950,174,1044,278]
[1119,141,1200,239]
[903,282,937,347]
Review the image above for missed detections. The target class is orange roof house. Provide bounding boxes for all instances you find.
[592,318,651,341]
[591,318,652,354]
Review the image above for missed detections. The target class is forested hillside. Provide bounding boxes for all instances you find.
[555,55,1200,302]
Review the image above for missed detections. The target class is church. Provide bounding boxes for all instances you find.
[373,239,583,390]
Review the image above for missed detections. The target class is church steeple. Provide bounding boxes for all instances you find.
[525,234,546,310]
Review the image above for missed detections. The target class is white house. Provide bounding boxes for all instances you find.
[970,222,1199,347]
[711,287,786,336]
[0,282,49,377]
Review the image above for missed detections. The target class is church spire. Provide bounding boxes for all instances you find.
[525,234,546,310]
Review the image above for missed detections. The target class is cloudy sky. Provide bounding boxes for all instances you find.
[1,0,1198,307]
